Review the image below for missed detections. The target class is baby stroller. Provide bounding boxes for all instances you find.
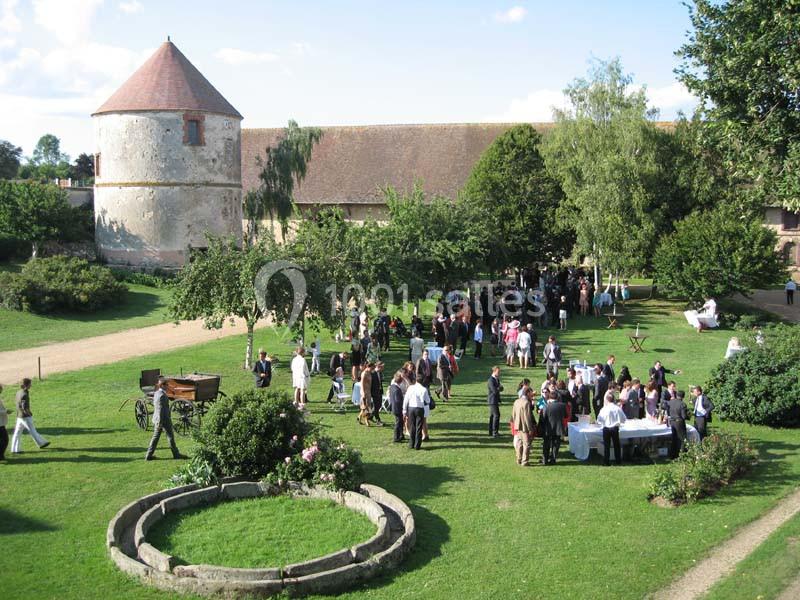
[393,316,410,339]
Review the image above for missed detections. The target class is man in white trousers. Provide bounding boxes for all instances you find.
[11,378,50,453]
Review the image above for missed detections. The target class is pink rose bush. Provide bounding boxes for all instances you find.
[266,436,365,492]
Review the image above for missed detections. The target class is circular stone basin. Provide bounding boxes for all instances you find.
[148,496,377,568]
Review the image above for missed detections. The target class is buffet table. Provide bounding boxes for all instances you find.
[568,418,700,461]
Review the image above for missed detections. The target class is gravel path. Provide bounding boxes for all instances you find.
[651,486,800,600]
[0,319,269,385]
[733,289,799,323]
[776,572,800,600]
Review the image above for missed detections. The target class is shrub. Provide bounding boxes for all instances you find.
[110,267,175,289]
[265,436,365,492]
[647,433,758,504]
[707,324,800,427]
[0,235,29,260]
[168,455,219,488]
[0,256,126,313]
[193,389,313,480]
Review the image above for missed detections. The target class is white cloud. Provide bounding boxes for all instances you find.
[644,81,698,113]
[118,0,142,14]
[33,0,104,46]
[292,42,312,56]
[484,89,567,122]
[0,0,21,33]
[494,6,527,24]
[215,47,279,66]
[0,35,16,48]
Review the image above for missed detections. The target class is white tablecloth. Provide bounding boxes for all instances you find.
[568,419,700,461]
[574,365,596,385]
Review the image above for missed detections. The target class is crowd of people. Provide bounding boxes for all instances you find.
[489,355,713,467]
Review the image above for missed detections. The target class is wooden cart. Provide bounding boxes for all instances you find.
[133,371,226,435]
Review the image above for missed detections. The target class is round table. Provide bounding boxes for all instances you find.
[603,312,624,329]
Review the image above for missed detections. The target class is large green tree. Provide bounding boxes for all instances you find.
[542,58,671,281]
[0,140,22,179]
[0,181,76,258]
[249,120,322,242]
[171,237,283,369]
[677,0,800,212]
[653,204,785,305]
[461,124,572,277]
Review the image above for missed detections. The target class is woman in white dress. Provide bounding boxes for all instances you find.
[291,347,310,406]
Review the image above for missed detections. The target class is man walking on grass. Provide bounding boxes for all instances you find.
[11,378,49,453]
[145,377,187,461]
[487,366,503,437]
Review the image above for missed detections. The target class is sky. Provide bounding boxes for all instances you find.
[0,0,700,159]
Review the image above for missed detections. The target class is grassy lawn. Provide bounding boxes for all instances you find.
[0,283,172,352]
[703,511,800,600]
[148,496,376,568]
[1,296,798,599]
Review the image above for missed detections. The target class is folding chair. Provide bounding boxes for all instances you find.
[381,392,391,413]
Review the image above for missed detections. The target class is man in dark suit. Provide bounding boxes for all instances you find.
[436,346,453,401]
[602,355,616,383]
[593,364,609,418]
[371,362,385,426]
[668,390,689,459]
[649,360,680,397]
[389,372,405,442]
[487,366,503,437]
[691,385,714,440]
[415,349,433,389]
[542,393,567,465]
[660,381,678,413]
[253,350,272,389]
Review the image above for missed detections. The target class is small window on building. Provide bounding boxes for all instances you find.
[94,153,100,178]
[784,242,798,266]
[183,113,205,146]
[782,209,800,230]
[187,120,201,145]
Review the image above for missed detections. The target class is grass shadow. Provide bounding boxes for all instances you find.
[0,508,59,535]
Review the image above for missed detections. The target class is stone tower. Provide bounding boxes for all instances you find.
[93,40,243,268]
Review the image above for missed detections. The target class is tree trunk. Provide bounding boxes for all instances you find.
[245,321,254,369]
[31,241,39,259]
[614,271,620,298]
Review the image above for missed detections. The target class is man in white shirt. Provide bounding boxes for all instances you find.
[517,326,532,369]
[402,375,430,450]
[786,279,797,305]
[596,391,626,466]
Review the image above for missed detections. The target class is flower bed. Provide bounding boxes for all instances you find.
[647,433,758,505]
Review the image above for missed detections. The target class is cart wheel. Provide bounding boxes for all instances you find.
[171,400,200,436]
[135,399,149,430]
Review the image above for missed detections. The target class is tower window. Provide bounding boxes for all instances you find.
[94,153,101,177]
[183,113,205,146]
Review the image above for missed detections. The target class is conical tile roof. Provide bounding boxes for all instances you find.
[93,41,242,118]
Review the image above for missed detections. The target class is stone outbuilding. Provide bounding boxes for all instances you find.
[93,40,243,268]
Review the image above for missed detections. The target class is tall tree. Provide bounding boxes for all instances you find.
[170,236,282,369]
[31,134,69,167]
[461,124,573,277]
[0,140,22,179]
[71,153,95,181]
[542,58,671,282]
[249,120,322,242]
[677,0,800,212]
[653,204,785,304]
[0,181,75,257]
